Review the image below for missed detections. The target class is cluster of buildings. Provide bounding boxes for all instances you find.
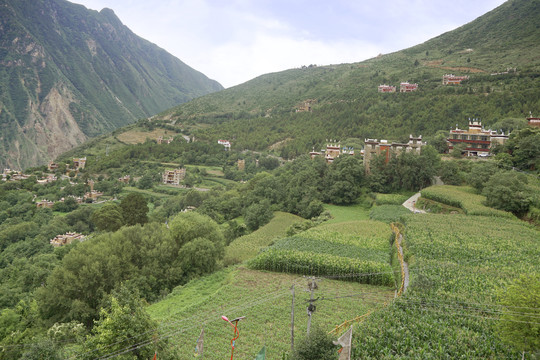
[218,139,231,150]
[296,99,317,112]
[309,142,355,163]
[442,74,469,85]
[378,74,470,93]
[162,168,186,185]
[447,120,510,157]
[157,136,173,144]
[363,135,426,172]
[50,232,86,247]
[378,82,419,93]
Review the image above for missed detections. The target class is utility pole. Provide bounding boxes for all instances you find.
[290,284,295,354]
[306,278,318,335]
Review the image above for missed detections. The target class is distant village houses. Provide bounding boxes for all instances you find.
[72,157,86,170]
[36,200,55,209]
[218,139,231,150]
[157,136,173,144]
[310,142,355,163]
[527,115,540,128]
[296,99,317,112]
[162,168,186,185]
[50,232,86,247]
[237,159,246,171]
[442,74,469,85]
[363,135,425,173]
[447,120,509,157]
[378,84,396,93]
[400,82,418,92]
[48,161,58,171]
[118,175,131,184]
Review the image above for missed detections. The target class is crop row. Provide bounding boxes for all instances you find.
[420,185,515,218]
[249,249,394,286]
[270,236,389,263]
[352,213,539,358]
[248,220,394,286]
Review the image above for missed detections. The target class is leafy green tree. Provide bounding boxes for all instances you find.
[467,161,500,192]
[91,203,124,232]
[439,160,462,185]
[323,156,364,205]
[81,286,170,360]
[244,199,274,231]
[451,143,467,158]
[169,212,224,249]
[496,274,540,354]
[20,338,62,360]
[136,173,154,190]
[429,130,450,153]
[52,197,79,213]
[120,193,148,226]
[502,127,540,171]
[482,171,531,216]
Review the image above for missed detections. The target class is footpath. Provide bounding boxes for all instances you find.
[402,193,426,214]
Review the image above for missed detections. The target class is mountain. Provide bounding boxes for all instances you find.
[0,0,223,170]
[146,0,539,158]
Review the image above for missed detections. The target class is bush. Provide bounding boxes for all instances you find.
[292,326,339,360]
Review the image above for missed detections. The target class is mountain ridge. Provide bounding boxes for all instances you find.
[0,0,223,170]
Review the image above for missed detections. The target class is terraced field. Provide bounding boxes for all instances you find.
[352,214,539,359]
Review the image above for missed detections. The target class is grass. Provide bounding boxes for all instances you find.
[323,203,370,223]
[224,212,303,265]
[147,266,394,359]
[420,185,516,218]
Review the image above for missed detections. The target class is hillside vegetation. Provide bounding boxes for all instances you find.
[147,0,540,159]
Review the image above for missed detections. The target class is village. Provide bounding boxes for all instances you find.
[2,113,538,252]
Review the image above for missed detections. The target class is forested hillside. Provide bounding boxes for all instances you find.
[151,0,540,159]
[0,0,222,170]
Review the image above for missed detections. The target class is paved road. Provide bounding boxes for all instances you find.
[402,193,426,214]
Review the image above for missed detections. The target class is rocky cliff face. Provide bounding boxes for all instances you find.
[0,0,223,170]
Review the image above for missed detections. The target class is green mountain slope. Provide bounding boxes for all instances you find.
[0,0,222,170]
[152,0,540,158]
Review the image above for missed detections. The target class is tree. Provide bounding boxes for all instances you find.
[439,160,462,185]
[467,161,499,192]
[168,212,224,249]
[429,130,449,153]
[52,197,79,212]
[136,173,154,190]
[451,143,467,158]
[91,203,124,232]
[120,193,148,226]
[482,171,531,216]
[81,286,170,360]
[244,199,274,231]
[496,274,540,353]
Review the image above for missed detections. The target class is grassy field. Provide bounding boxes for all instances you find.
[224,212,303,265]
[324,203,370,223]
[147,266,394,359]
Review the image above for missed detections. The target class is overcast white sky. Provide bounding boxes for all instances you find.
[70,0,506,88]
